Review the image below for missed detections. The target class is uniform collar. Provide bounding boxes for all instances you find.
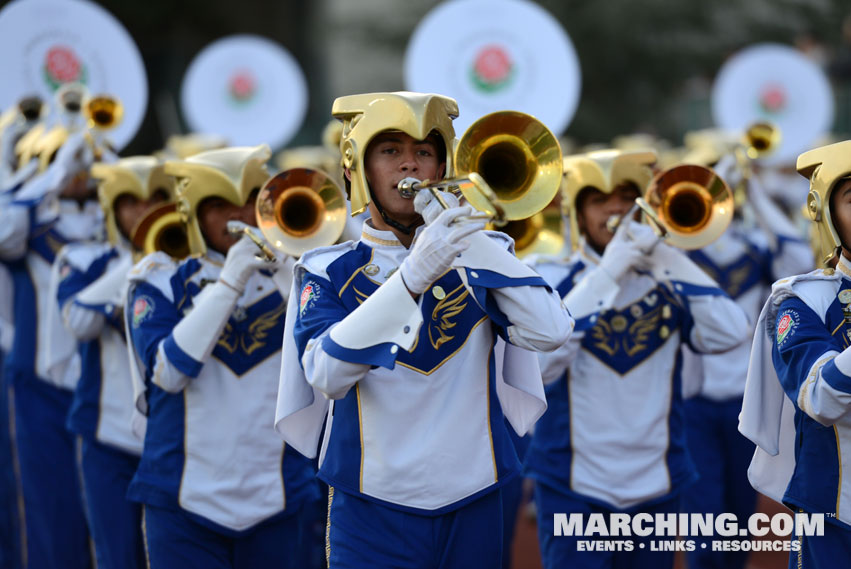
[578,237,602,267]
[360,219,419,249]
[837,254,851,280]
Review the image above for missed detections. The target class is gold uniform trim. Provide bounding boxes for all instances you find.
[835,425,843,516]
[142,506,152,569]
[356,385,365,493]
[361,231,403,247]
[396,316,488,376]
[338,249,376,298]
[325,486,335,566]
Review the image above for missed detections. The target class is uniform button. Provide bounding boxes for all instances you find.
[470,271,479,278]
[403,326,410,333]
[390,345,398,354]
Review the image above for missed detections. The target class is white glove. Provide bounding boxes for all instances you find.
[48,131,94,192]
[218,234,272,293]
[400,206,485,294]
[713,154,742,190]
[598,219,656,282]
[414,189,460,224]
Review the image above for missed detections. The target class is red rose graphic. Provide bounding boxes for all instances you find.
[46,46,82,83]
[229,71,257,103]
[759,84,786,115]
[471,45,514,93]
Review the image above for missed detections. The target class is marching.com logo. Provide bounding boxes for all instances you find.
[554,513,823,552]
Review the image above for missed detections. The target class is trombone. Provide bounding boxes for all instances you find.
[610,164,733,251]
[396,110,563,226]
[733,121,781,207]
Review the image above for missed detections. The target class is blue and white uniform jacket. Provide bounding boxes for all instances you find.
[741,256,851,529]
[525,241,748,510]
[126,252,317,533]
[55,242,142,454]
[277,222,573,515]
[0,192,100,389]
[685,221,813,401]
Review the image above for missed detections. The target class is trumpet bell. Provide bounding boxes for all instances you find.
[131,203,191,259]
[455,111,562,221]
[643,164,733,250]
[256,168,347,257]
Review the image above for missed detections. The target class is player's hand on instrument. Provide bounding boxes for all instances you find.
[713,154,742,190]
[400,205,484,294]
[599,219,655,282]
[414,188,460,225]
[219,223,275,293]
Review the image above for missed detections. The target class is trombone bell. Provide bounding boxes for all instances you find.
[643,164,733,250]
[455,111,563,221]
[256,168,347,257]
[85,96,123,131]
[744,121,781,160]
[131,203,191,259]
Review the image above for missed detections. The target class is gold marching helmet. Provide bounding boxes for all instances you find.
[332,91,459,216]
[562,149,657,251]
[165,145,272,256]
[90,157,176,246]
[797,140,851,269]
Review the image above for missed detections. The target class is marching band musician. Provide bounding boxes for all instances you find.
[0,127,101,569]
[679,142,814,569]
[524,149,749,569]
[741,140,851,567]
[52,157,174,568]
[125,145,318,568]
[275,91,574,567]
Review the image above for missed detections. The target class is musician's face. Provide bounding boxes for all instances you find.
[113,191,169,240]
[361,131,445,222]
[830,178,851,260]
[576,183,640,254]
[197,191,258,255]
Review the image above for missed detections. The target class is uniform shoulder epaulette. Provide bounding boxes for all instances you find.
[482,230,514,253]
[297,240,358,280]
[127,251,178,284]
[767,269,841,323]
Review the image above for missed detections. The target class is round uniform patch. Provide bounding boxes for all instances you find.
[776,309,800,347]
[299,281,320,316]
[839,289,851,305]
[132,295,155,328]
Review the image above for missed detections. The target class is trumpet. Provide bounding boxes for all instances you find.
[609,164,733,251]
[396,110,563,225]
[254,167,348,258]
[130,203,191,260]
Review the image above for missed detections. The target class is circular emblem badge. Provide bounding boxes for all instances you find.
[611,315,628,332]
[363,263,380,277]
[839,289,851,305]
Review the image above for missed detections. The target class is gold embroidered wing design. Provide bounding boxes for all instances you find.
[242,301,287,355]
[428,284,469,350]
[590,318,618,356]
[624,306,662,357]
[725,263,752,298]
[217,322,238,354]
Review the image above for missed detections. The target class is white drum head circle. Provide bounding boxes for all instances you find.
[711,43,834,165]
[404,0,581,136]
[0,0,148,151]
[180,35,308,149]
